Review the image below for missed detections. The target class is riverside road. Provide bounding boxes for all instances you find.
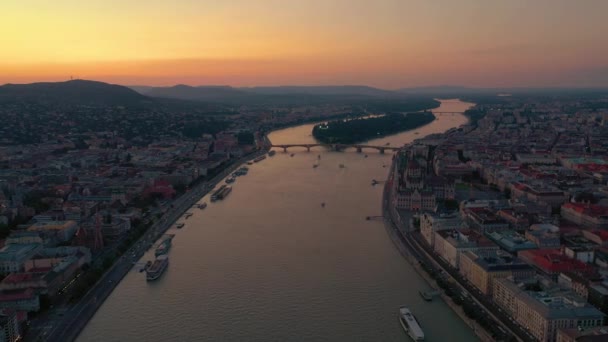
[382,157,534,342]
[26,147,269,342]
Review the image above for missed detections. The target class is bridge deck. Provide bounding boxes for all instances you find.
[270,143,402,151]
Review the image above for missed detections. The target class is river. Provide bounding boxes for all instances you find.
[78,99,475,342]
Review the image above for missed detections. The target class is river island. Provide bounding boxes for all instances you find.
[312,112,435,144]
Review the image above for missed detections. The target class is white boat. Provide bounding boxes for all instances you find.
[399,307,424,341]
[146,255,169,281]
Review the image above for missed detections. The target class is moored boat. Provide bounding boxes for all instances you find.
[146,255,169,281]
[211,185,227,201]
[217,186,232,200]
[399,307,424,341]
[176,222,185,229]
[155,235,174,257]
[254,155,266,163]
[419,291,432,301]
[235,167,248,176]
[140,260,152,272]
[419,290,439,302]
[268,150,276,156]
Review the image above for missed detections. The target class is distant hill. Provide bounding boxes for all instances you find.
[128,85,156,94]
[132,84,415,105]
[0,79,148,105]
[240,85,401,97]
[140,85,252,101]
[397,85,493,96]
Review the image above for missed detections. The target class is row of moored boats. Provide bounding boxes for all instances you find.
[144,161,257,281]
[144,234,174,281]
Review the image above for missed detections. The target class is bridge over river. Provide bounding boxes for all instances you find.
[270,143,402,154]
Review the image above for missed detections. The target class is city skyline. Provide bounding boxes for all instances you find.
[3,0,608,88]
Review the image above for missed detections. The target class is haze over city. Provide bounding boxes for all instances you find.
[3,0,608,87]
[2,2,608,342]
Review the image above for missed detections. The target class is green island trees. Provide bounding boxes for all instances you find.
[312,112,435,144]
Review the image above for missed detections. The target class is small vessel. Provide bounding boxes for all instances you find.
[385,142,390,146]
[317,155,321,160]
[146,255,169,281]
[140,260,152,272]
[185,212,193,219]
[197,202,207,210]
[211,185,227,202]
[339,164,345,168]
[176,222,185,229]
[268,150,276,156]
[399,307,424,341]
[247,161,254,165]
[321,202,326,208]
[419,291,432,301]
[414,131,420,135]
[290,153,295,157]
[217,186,232,200]
[155,235,174,257]
[254,155,266,163]
[364,154,368,158]
[419,290,439,301]
[313,164,319,168]
[235,167,249,176]
[225,176,235,184]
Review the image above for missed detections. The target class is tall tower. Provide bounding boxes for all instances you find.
[74,201,88,246]
[93,212,104,251]
[74,224,88,246]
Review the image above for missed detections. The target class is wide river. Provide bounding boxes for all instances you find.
[79,99,475,341]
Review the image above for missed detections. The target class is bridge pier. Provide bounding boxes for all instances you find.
[356,147,362,153]
[283,147,288,153]
[306,146,311,152]
[379,148,385,154]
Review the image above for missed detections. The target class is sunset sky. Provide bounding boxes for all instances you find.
[2,0,608,88]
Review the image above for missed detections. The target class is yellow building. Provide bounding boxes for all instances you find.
[493,277,605,342]
[459,250,534,295]
[27,220,78,242]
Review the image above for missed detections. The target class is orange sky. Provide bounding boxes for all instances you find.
[2,0,608,88]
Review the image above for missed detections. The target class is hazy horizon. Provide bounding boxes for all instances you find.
[3,0,608,88]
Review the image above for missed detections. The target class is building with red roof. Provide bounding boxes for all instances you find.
[0,288,39,312]
[561,203,608,229]
[143,179,176,199]
[519,249,596,281]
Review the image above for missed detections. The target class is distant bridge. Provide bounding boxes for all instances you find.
[432,111,465,115]
[270,143,402,154]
